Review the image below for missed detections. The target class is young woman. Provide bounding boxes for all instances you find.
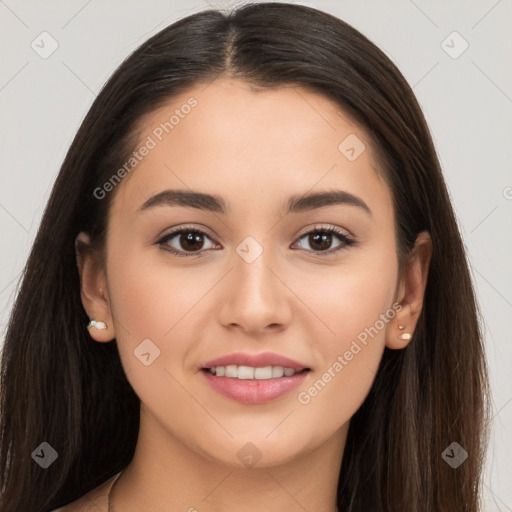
[0,2,490,511]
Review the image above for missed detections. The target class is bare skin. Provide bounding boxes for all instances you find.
[76,78,431,511]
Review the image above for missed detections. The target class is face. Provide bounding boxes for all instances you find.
[84,78,407,468]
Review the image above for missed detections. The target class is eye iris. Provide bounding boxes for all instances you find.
[309,231,332,251]
[181,232,204,251]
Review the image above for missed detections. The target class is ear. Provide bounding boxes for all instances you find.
[386,230,432,350]
[75,232,115,342]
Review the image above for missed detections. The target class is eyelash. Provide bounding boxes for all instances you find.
[155,224,357,258]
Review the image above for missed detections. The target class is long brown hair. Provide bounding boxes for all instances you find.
[0,3,490,511]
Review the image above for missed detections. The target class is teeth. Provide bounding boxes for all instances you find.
[272,366,284,378]
[237,366,254,380]
[254,366,272,379]
[225,365,238,378]
[208,365,300,380]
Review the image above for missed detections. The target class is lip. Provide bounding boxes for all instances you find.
[201,370,310,405]
[201,351,310,372]
[200,351,311,405]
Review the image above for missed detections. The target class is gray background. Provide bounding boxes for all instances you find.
[1,0,511,509]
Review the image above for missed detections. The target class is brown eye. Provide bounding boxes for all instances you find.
[294,226,356,254]
[177,231,206,251]
[157,227,217,257]
[156,225,356,258]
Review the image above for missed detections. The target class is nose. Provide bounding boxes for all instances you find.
[217,246,291,335]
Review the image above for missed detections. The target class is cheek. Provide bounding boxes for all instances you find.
[107,245,207,339]
[106,247,220,382]
[300,239,397,344]
[295,248,398,420]
[105,249,201,418]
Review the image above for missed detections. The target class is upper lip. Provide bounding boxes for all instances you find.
[202,352,310,371]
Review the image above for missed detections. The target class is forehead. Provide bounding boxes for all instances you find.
[109,78,392,219]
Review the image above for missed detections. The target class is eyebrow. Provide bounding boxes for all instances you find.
[138,189,372,216]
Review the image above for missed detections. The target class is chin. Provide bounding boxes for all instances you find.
[192,433,310,469]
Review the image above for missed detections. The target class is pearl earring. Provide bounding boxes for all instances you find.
[397,324,411,340]
[88,319,107,330]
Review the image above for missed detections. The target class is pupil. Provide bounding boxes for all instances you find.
[182,232,203,251]
[310,232,331,251]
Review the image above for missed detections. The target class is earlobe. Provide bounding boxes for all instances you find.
[75,232,115,342]
[386,303,415,350]
[397,325,412,341]
[385,231,432,350]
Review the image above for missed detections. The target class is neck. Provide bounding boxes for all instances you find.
[110,404,347,511]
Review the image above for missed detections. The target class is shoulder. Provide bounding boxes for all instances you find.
[49,472,122,512]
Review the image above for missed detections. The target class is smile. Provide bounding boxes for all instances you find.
[205,365,307,379]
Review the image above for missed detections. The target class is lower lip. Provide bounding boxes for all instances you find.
[201,370,309,405]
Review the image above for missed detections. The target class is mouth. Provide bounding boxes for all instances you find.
[200,364,311,405]
[200,351,312,404]
[201,365,311,380]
